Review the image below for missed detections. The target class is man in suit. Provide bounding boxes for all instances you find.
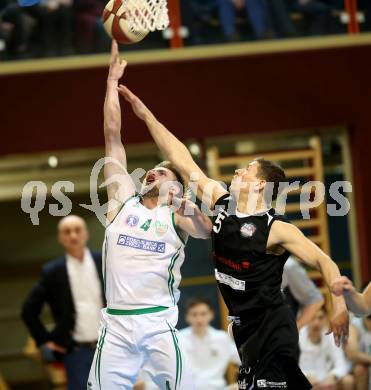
[22,215,105,390]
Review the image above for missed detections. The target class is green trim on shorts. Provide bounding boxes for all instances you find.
[95,326,106,390]
[106,306,168,315]
[167,322,182,389]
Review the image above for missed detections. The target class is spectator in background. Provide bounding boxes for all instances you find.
[345,314,371,390]
[282,256,324,331]
[217,0,303,41]
[289,0,333,36]
[74,0,109,53]
[217,0,273,40]
[22,215,105,390]
[179,297,240,390]
[299,308,355,389]
[0,0,28,58]
[24,0,73,57]
[41,0,73,55]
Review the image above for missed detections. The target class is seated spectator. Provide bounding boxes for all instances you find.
[217,0,274,40]
[289,0,334,36]
[299,308,355,389]
[217,0,303,41]
[345,315,371,390]
[182,0,220,45]
[0,0,28,58]
[42,0,73,55]
[179,297,240,390]
[24,0,73,57]
[74,0,109,54]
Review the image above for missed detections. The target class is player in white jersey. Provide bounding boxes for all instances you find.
[87,41,212,390]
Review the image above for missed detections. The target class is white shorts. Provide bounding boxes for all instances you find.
[87,306,194,390]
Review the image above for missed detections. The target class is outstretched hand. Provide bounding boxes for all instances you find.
[117,85,152,121]
[108,40,127,81]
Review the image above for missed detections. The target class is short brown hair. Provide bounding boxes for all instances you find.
[254,157,286,201]
[186,297,213,313]
[155,161,185,194]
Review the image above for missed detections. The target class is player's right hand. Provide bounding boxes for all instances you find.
[108,40,127,82]
[331,276,355,297]
[328,308,349,347]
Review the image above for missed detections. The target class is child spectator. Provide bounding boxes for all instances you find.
[179,297,240,390]
[299,307,355,389]
[345,314,371,390]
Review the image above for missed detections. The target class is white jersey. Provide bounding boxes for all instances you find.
[352,317,371,355]
[103,195,186,309]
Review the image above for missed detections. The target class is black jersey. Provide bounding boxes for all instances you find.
[212,193,290,316]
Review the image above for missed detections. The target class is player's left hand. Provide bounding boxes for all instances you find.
[108,40,127,81]
[327,308,349,347]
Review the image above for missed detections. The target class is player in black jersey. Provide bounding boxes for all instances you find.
[119,86,349,390]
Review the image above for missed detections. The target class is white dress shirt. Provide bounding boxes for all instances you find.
[66,249,103,342]
[299,326,350,382]
[179,326,241,390]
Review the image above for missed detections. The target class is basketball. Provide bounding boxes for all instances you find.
[102,0,150,44]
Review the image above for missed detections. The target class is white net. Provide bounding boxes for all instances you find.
[123,0,169,33]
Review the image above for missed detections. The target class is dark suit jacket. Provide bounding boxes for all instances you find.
[21,251,106,349]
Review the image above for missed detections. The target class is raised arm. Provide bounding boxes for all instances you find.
[117,85,227,209]
[332,277,371,316]
[270,221,349,346]
[104,42,135,222]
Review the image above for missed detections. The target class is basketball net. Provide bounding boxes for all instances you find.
[124,0,169,32]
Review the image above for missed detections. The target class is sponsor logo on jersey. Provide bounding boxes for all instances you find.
[215,270,245,291]
[117,234,166,253]
[240,223,256,238]
[125,214,139,227]
[257,379,287,388]
[155,221,168,236]
[213,252,250,271]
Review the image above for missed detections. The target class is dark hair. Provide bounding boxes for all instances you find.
[155,161,186,194]
[186,297,213,312]
[254,157,286,201]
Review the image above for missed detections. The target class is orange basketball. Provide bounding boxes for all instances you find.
[102,0,149,44]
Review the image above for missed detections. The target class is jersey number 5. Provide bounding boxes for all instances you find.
[213,213,226,234]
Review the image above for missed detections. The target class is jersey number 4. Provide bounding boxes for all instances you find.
[140,219,152,231]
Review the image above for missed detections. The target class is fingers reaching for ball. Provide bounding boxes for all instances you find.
[110,40,118,61]
[108,41,127,81]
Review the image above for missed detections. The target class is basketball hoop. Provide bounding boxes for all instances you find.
[103,0,170,44]
[123,0,169,32]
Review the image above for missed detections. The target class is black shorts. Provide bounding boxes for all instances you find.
[233,305,311,390]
